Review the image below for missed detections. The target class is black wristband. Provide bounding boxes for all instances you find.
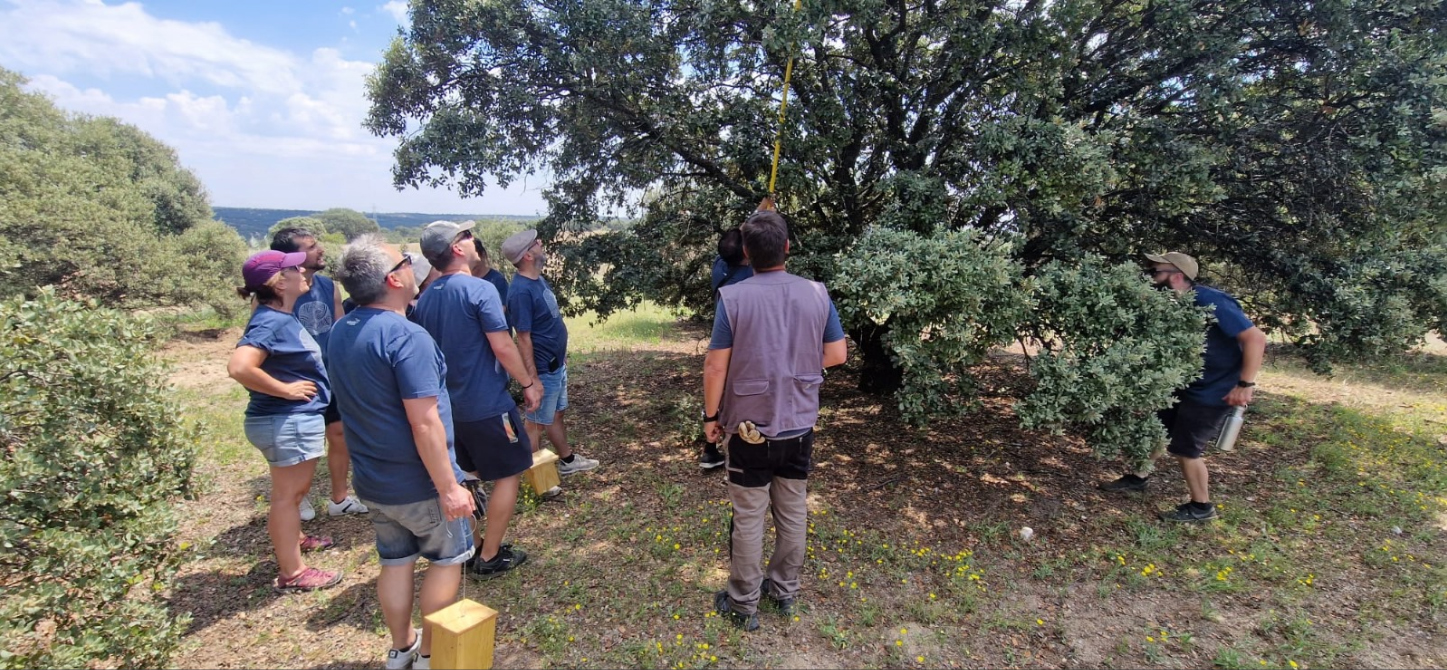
[1236,380,1256,388]
[522,382,534,389]
[701,412,719,423]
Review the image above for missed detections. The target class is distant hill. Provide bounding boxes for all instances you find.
[214,207,540,240]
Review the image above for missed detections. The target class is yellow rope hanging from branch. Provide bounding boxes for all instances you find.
[767,0,804,196]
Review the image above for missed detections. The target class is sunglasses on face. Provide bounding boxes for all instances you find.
[390,253,414,275]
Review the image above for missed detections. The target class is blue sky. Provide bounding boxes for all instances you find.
[0,0,550,215]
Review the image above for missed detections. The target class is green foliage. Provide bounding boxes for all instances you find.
[267,215,328,239]
[0,290,197,669]
[313,207,380,241]
[1015,259,1209,464]
[368,0,1447,435]
[835,227,1031,424]
[0,67,243,312]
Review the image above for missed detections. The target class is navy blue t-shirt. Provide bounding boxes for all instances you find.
[482,268,509,308]
[508,275,569,372]
[293,274,337,355]
[711,256,754,294]
[326,307,464,505]
[237,306,330,417]
[412,274,517,422]
[1183,285,1254,406]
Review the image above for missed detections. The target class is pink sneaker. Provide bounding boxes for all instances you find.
[300,535,335,552]
[275,567,342,592]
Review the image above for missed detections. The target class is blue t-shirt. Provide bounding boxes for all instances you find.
[293,274,337,354]
[508,275,569,372]
[1182,285,1254,406]
[482,268,509,308]
[326,307,464,505]
[412,274,517,422]
[711,256,754,294]
[236,306,330,417]
[710,298,846,350]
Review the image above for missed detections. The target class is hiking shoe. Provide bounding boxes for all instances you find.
[714,591,760,631]
[558,454,600,476]
[1160,502,1220,523]
[300,535,335,552]
[275,566,342,592]
[700,445,726,470]
[468,545,529,579]
[384,628,421,670]
[299,497,317,521]
[761,578,795,616]
[1100,474,1149,493]
[540,485,563,500]
[328,495,370,516]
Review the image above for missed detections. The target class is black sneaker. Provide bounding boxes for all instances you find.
[700,444,726,471]
[761,578,795,616]
[713,591,760,631]
[1160,503,1219,523]
[1100,474,1149,493]
[468,545,529,579]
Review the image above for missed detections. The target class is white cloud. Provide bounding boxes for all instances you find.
[341,6,354,14]
[380,1,408,24]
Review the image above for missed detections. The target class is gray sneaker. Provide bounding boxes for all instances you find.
[557,454,600,476]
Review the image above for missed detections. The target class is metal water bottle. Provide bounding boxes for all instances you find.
[1215,405,1246,452]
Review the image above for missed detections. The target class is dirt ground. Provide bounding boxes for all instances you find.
[160,322,1447,669]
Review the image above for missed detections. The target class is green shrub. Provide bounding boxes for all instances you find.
[1015,258,1208,465]
[0,290,197,669]
[835,227,1032,425]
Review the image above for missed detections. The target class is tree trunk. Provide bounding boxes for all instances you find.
[854,325,903,396]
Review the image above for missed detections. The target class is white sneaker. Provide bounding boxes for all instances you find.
[384,628,421,670]
[299,497,316,522]
[557,454,600,476]
[412,655,431,669]
[328,495,369,516]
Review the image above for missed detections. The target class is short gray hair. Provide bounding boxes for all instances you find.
[335,234,393,306]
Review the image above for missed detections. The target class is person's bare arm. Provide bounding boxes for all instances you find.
[515,331,539,380]
[703,347,732,443]
[1223,326,1267,406]
[227,346,316,400]
[487,330,542,411]
[402,396,473,520]
[332,282,344,323]
[823,339,847,368]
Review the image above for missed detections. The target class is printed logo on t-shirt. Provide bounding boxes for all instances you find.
[543,287,560,318]
[297,300,333,337]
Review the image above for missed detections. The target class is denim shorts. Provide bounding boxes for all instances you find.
[243,412,326,468]
[523,366,569,425]
[361,497,476,566]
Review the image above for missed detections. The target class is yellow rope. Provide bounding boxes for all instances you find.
[767,0,804,195]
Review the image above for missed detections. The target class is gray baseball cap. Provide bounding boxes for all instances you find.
[419,220,476,262]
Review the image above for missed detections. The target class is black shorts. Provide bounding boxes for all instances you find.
[454,408,533,481]
[1159,401,1232,459]
[725,430,813,488]
[324,398,342,426]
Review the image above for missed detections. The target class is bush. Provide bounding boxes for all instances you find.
[0,290,197,669]
[835,227,1032,425]
[1015,258,1208,465]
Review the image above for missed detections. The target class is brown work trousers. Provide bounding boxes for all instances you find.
[724,430,813,615]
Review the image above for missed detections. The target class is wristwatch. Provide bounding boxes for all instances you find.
[701,410,719,423]
[1236,380,1256,388]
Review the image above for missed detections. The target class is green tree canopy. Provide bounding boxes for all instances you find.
[367,0,1447,450]
[0,67,245,313]
[314,207,380,240]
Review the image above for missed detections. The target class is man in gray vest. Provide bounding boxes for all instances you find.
[702,207,848,631]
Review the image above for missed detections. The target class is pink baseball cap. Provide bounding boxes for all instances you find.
[242,250,307,289]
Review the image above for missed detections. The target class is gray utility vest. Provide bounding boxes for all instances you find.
[717,271,831,438]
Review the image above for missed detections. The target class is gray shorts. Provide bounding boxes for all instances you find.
[243,413,325,467]
[361,496,476,566]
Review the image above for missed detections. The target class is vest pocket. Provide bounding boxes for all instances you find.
[732,379,771,396]
[792,373,824,389]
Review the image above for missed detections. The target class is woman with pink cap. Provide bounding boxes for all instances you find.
[226,250,343,591]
